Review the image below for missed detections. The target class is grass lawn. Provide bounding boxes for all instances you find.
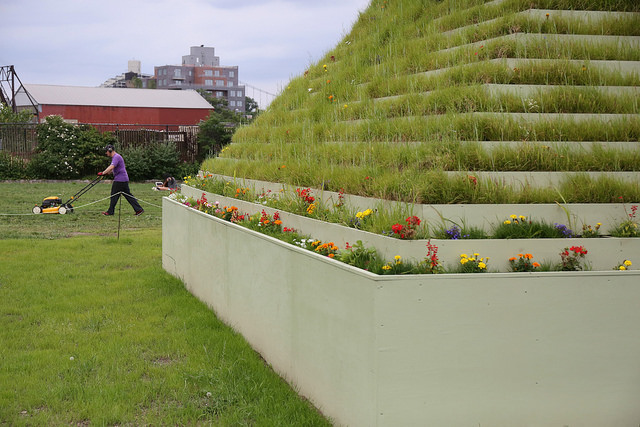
[0,181,330,425]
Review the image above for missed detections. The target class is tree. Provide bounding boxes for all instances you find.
[197,112,233,161]
[195,90,244,160]
[245,96,259,114]
[0,103,33,123]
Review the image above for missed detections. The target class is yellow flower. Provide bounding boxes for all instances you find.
[356,212,364,219]
[619,266,626,271]
[510,214,518,219]
[460,258,469,265]
[394,255,401,260]
[596,222,602,226]
[382,265,391,271]
[519,215,526,221]
[624,260,632,266]
[473,253,479,257]
[460,253,468,258]
[504,220,511,225]
[478,262,486,269]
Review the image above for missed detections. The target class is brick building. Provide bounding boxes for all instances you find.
[154,46,246,113]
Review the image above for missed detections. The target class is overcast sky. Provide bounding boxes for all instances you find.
[0,0,370,108]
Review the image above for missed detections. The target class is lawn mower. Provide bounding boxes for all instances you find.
[32,175,103,215]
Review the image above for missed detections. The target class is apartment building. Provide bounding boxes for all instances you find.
[154,46,246,113]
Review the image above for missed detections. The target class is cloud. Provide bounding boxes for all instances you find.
[0,0,369,105]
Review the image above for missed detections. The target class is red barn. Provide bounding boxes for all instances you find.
[15,84,214,125]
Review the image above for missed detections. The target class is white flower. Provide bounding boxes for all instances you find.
[70,356,74,361]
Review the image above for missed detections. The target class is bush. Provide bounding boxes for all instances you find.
[119,141,188,181]
[119,145,150,182]
[0,152,28,179]
[146,142,180,178]
[28,116,115,179]
[197,113,233,161]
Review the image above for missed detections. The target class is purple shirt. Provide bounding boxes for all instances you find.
[111,153,129,182]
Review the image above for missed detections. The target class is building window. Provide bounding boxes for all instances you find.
[205,79,213,86]
[204,70,213,76]
[174,80,182,86]
[229,71,235,78]
[215,91,224,97]
[174,69,181,77]
[216,80,225,87]
[227,81,233,87]
[214,70,220,77]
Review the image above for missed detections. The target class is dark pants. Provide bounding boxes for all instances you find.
[107,181,142,214]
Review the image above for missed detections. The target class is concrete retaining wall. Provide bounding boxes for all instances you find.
[163,197,640,426]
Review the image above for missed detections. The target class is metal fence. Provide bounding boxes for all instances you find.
[0,123,200,162]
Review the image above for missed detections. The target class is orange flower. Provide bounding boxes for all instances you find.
[509,257,517,262]
[524,253,533,259]
[533,262,541,268]
[274,220,282,225]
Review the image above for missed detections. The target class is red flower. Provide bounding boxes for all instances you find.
[392,223,404,234]
[405,216,421,226]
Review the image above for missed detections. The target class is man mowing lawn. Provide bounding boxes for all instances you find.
[99,144,144,216]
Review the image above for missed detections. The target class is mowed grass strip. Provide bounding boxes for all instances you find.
[0,184,330,425]
[0,181,166,239]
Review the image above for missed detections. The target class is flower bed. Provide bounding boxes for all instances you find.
[192,173,639,237]
[162,196,640,426]
[180,184,639,273]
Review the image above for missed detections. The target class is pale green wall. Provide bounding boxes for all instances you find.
[163,198,640,426]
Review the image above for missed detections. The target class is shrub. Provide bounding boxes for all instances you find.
[146,141,180,179]
[119,142,185,181]
[0,152,28,179]
[27,116,115,179]
[119,145,150,182]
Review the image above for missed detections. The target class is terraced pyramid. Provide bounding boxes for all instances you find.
[205,0,640,204]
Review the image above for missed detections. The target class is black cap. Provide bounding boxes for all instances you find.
[105,144,114,152]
